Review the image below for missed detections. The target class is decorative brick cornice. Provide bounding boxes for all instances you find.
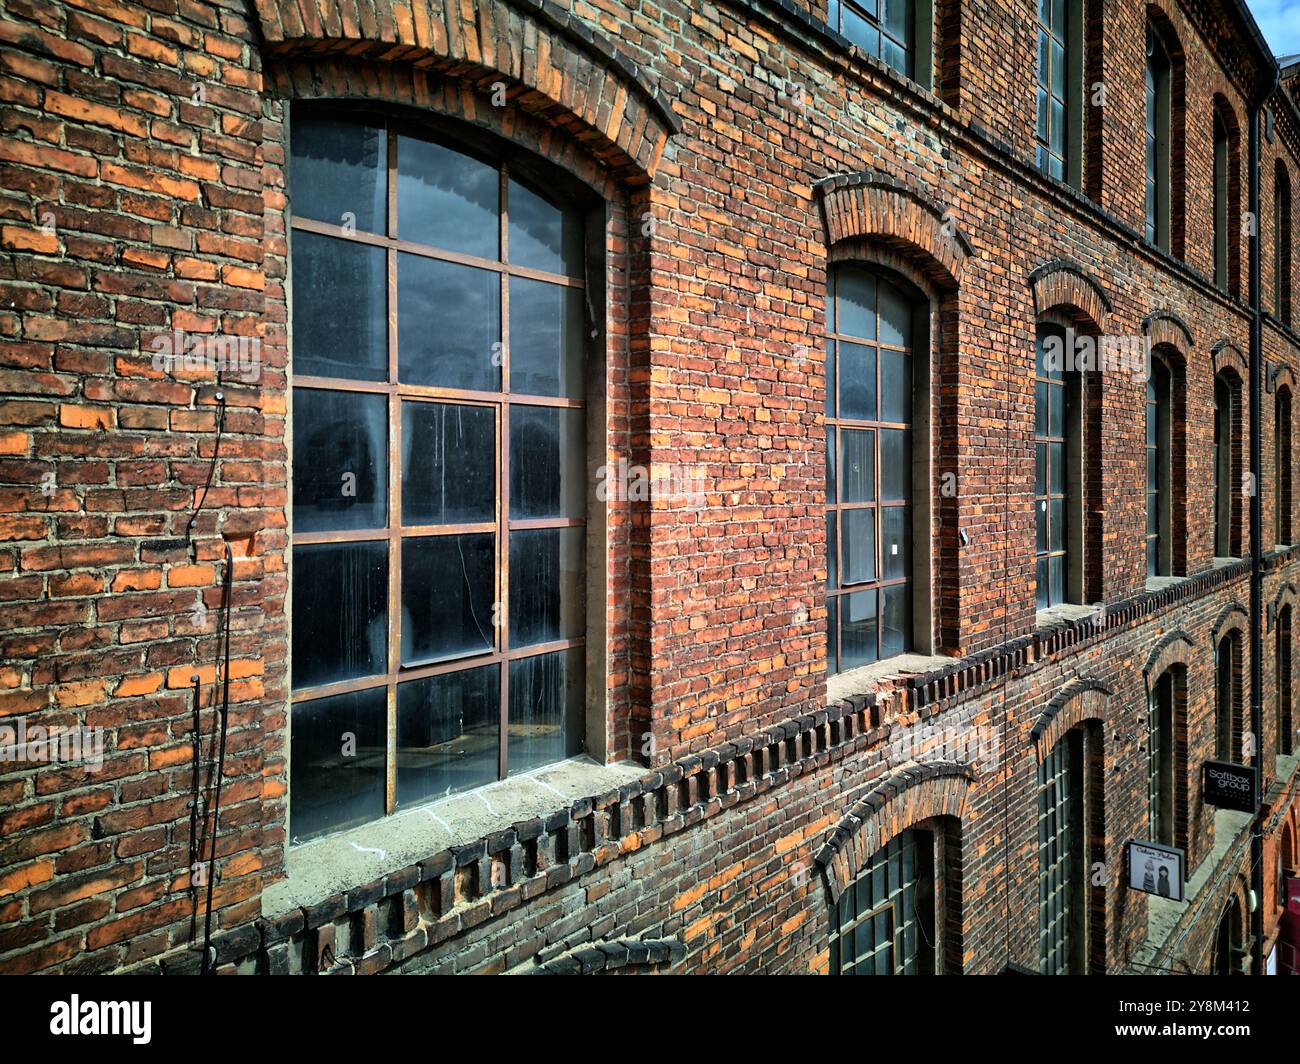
[814,170,970,288]
[253,0,679,181]
[521,937,684,974]
[813,763,974,905]
[1029,677,1112,758]
[1028,258,1112,330]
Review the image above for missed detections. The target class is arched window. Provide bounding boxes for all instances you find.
[1038,727,1085,974]
[1277,385,1292,547]
[1278,604,1293,757]
[1214,371,1242,558]
[1212,895,1243,975]
[1146,352,1173,576]
[825,265,926,672]
[286,109,593,841]
[1216,631,1243,763]
[1034,323,1082,608]
[1147,666,1186,849]
[1145,27,1172,250]
[830,823,959,974]
[1276,162,1293,325]
[1212,109,1231,291]
[1035,0,1084,187]
[826,0,932,85]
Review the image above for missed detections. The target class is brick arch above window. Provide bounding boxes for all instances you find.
[813,762,974,906]
[1272,581,1298,618]
[1212,340,1249,385]
[1211,602,1249,646]
[1272,363,1297,395]
[1144,628,1196,677]
[1142,309,1195,353]
[1029,677,1112,760]
[814,171,971,290]
[1028,259,1112,333]
[253,0,680,182]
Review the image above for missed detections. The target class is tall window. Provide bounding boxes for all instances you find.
[1216,633,1241,762]
[1214,372,1238,558]
[1279,605,1294,757]
[287,110,589,842]
[1213,111,1230,290]
[830,828,937,974]
[1035,324,1077,608]
[1277,162,1293,325]
[1035,0,1081,185]
[1277,386,1293,546]
[1146,353,1173,576]
[826,0,920,80]
[1148,671,1175,846]
[1039,728,1086,974]
[1145,28,1172,250]
[826,266,919,672]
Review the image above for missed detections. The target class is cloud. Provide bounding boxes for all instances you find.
[1247,0,1300,57]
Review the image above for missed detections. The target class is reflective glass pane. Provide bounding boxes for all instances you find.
[880,429,910,500]
[1049,498,1065,552]
[509,406,585,518]
[397,134,498,259]
[290,114,386,235]
[508,649,584,774]
[826,339,836,416]
[827,425,837,504]
[841,590,878,671]
[397,253,500,390]
[880,346,910,424]
[1035,443,1047,496]
[401,533,495,665]
[841,429,874,503]
[880,506,910,581]
[291,687,387,842]
[1035,381,1050,436]
[827,594,839,674]
[508,178,584,277]
[509,528,584,647]
[1048,441,1065,494]
[396,665,499,805]
[292,232,387,382]
[842,508,877,584]
[827,512,839,589]
[839,342,877,421]
[509,277,584,398]
[292,541,387,690]
[293,389,386,532]
[402,401,495,524]
[836,270,876,341]
[880,582,910,658]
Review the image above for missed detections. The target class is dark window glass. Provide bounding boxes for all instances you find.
[401,533,495,666]
[1038,729,1085,974]
[509,276,585,398]
[395,666,499,806]
[508,177,584,277]
[291,541,387,690]
[397,253,501,390]
[293,389,387,533]
[508,528,585,647]
[1035,0,1070,181]
[1213,114,1230,289]
[1146,354,1171,576]
[508,649,585,774]
[397,133,498,259]
[1149,671,1175,846]
[1145,29,1171,249]
[291,686,387,843]
[291,232,387,382]
[401,401,495,525]
[828,0,915,81]
[509,406,585,519]
[1034,325,1072,608]
[290,113,386,235]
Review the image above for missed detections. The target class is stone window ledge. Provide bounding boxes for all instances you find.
[827,653,955,706]
[263,756,644,919]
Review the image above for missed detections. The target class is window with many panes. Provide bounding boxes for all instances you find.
[1148,671,1176,847]
[1035,0,1072,181]
[1146,352,1172,577]
[1213,111,1230,290]
[825,266,917,673]
[827,0,918,81]
[287,109,590,842]
[830,828,936,975]
[1216,633,1241,763]
[1145,28,1171,249]
[1277,162,1293,326]
[1038,729,1085,974]
[1034,324,1074,608]
[1277,387,1292,547]
[1214,373,1237,558]
[1278,605,1293,757]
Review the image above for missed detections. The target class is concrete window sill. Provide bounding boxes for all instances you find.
[262,755,644,919]
[827,652,954,705]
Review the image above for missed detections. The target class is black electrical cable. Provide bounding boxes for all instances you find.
[187,673,203,944]
[200,541,235,976]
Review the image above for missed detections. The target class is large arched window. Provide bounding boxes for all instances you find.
[1277,385,1293,547]
[1216,630,1243,763]
[1148,665,1186,849]
[287,109,592,841]
[1276,162,1293,326]
[1146,351,1173,576]
[1212,106,1237,293]
[1145,27,1172,250]
[1279,604,1293,757]
[1038,727,1085,973]
[1214,370,1242,558]
[825,265,926,672]
[1034,323,1084,608]
[829,822,960,974]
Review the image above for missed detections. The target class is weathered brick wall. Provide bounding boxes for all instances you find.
[0,0,1298,975]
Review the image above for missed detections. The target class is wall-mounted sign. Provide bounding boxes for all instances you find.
[1202,760,1257,813]
[1126,840,1186,903]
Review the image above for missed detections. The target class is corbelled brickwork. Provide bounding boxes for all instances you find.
[1,0,1299,976]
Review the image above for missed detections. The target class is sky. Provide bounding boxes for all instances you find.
[1246,0,1300,58]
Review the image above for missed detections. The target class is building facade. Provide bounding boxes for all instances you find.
[1,0,1299,975]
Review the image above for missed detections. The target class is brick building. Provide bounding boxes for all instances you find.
[1,0,1298,976]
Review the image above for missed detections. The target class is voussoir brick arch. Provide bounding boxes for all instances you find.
[1029,677,1112,760]
[1211,602,1249,646]
[1143,628,1196,678]
[814,171,972,290]
[1272,363,1298,395]
[1029,259,1112,332]
[813,762,974,906]
[1142,309,1196,354]
[1273,581,1298,617]
[1212,340,1249,385]
[251,0,680,182]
